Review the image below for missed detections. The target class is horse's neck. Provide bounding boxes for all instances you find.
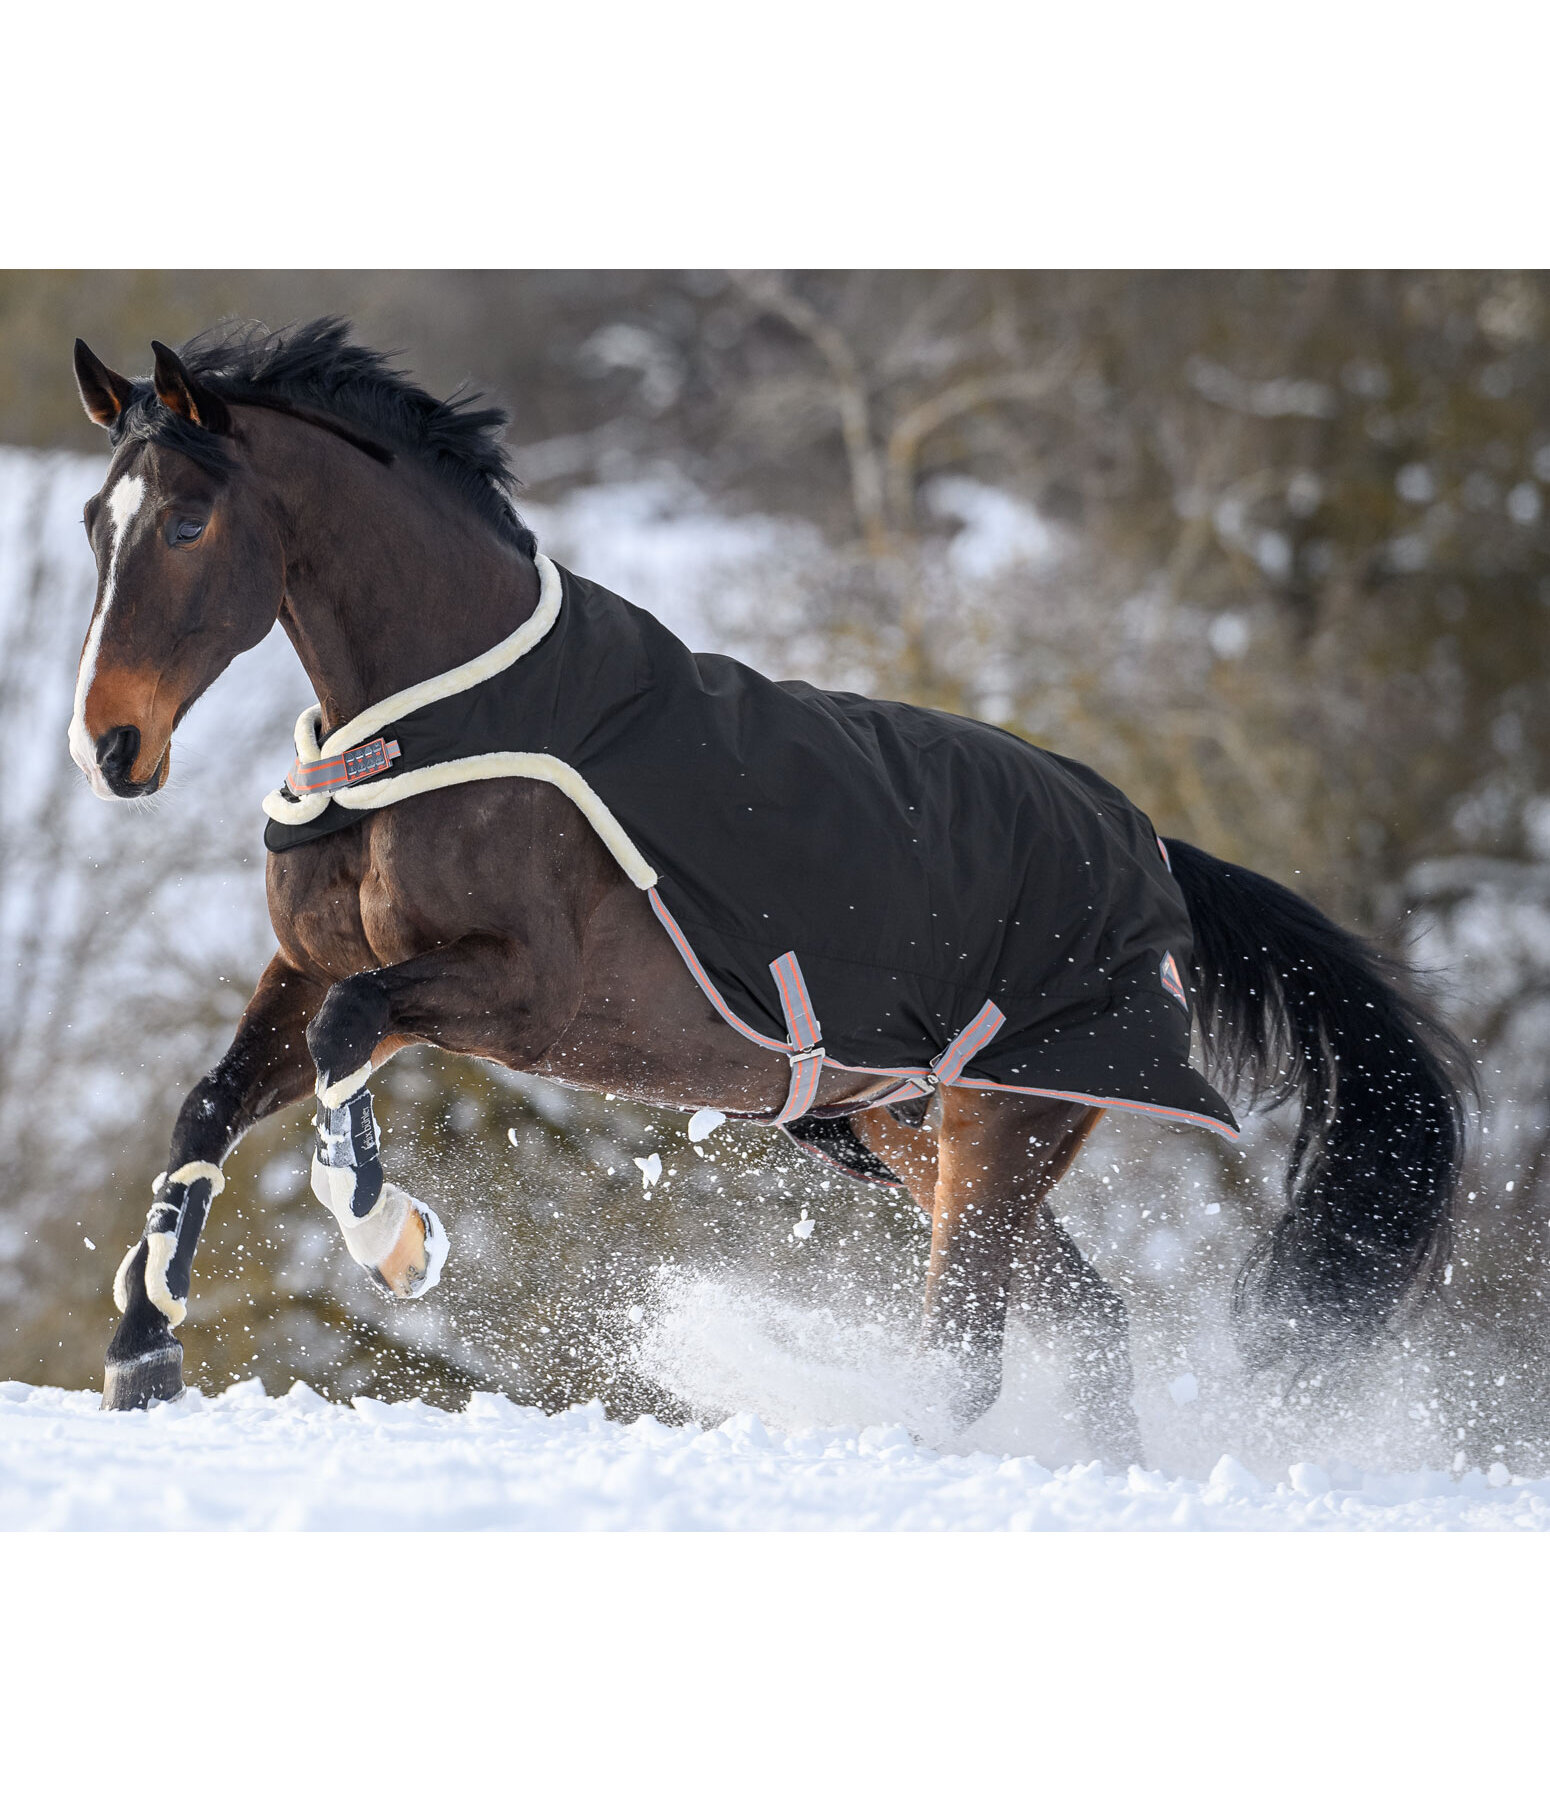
[265,417,541,735]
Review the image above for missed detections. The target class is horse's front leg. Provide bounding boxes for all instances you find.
[304,935,581,1301]
[103,955,324,1410]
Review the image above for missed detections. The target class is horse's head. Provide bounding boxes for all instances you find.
[69,338,286,799]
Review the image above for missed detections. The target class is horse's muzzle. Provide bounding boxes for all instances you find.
[94,725,164,798]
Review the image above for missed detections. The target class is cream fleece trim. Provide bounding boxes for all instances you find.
[364,753,653,887]
[265,551,563,828]
[142,1232,187,1327]
[332,551,563,753]
[317,1060,374,1108]
[260,555,657,889]
[311,1157,409,1268]
[113,1243,136,1314]
[117,1163,223,1320]
[267,749,657,888]
[157,1160,226,1198]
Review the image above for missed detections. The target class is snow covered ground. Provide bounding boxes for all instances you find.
[5,1377,1548,1530]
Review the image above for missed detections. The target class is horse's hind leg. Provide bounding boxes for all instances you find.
[863,1091,1139,1460]
[1017,1199,1143,1467]
[923,1090,1102,1432]
[852,1106,938,1217]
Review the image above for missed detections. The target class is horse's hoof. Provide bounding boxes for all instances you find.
[944,1356,1003,1435]
[101,1341,184,1411]
[1095,1428,1145,1469]
[1080,1402,1144,1469]
[367,1188,448,1300]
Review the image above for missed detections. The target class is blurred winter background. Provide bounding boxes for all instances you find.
[3,270,1549,1473]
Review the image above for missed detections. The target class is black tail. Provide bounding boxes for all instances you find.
[1163,838,1473,1369]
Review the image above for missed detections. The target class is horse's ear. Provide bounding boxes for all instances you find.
[150,340,232,434]
[73,339,136,428]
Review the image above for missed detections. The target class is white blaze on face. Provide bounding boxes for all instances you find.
[69,471,147,794]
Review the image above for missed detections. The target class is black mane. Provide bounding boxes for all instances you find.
[109,317,538,558]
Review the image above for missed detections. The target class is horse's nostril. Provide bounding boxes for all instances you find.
[96,725,141,780]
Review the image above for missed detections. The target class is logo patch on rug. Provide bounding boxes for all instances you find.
[1160,950,1188,1010]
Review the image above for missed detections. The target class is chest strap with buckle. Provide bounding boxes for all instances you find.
[288,734,402,797]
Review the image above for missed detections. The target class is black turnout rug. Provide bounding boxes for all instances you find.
[267,559,1236,1139]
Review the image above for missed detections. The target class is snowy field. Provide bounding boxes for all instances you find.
[6,1378,1550,1530]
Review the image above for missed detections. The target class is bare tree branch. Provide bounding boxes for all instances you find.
[730,272,891,554]
[883,351,1080,534]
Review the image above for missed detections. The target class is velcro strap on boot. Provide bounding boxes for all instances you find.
[312,1087,384,1220]
[311,1085,402,1267]
[114,1162,226,1325]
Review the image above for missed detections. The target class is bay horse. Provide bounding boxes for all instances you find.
[69,321,1469,1459]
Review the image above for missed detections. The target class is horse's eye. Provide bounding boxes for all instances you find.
[172,518,205,544]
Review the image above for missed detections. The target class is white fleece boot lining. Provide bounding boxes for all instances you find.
[316,1059,374,1109]
[311,1156,407,1269]
[163,1159,226,1197]
[112,1229,188,1323]
[112,1243,136,1315]
[410,1198,449,1297]
[141,1233,186,1327]
[114,1162,226,1323]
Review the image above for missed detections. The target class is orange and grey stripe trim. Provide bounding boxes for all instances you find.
[289,735,401,795]
[955,1076,1240,1139]
[876,998,1007,1106]
[646,893,829,1123]
[644,889,1239,1141]
[933,999,1006,1083]
[768,951,825,1124]
[647,890,790,1055]
[1160,950,1188,1009]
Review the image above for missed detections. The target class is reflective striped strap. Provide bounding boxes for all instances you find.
[931,998,1006,1085]
[289,735,401,796]
[889,1000,1009,1104]
[769,951,825,1125]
